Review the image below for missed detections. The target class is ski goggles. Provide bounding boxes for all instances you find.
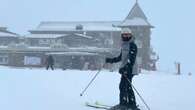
[121,33,132,38]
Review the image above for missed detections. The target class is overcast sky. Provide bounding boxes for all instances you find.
[0,0,194,74]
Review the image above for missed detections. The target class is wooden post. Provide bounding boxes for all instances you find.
[177,62,181,75]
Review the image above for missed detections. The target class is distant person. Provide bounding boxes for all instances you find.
[46,55,54,70]
[105,28,139,110]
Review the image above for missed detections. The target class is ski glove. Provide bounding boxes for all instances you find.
[119,67,126,75]
[119,63,131,75]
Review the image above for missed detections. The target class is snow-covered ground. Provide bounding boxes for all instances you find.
[0,66,194,110]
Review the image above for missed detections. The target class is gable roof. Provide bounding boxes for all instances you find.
[74,33,93,39]
[0,31,18,37]
[29,2,153,32]
[126,2,147,20]
[26,33,93,39]
[120,18,151,27]
[119,2,153,27]
[59,33,93,39]
[26,34,67,39]
[0,27,19,37]
[30,21,121,32]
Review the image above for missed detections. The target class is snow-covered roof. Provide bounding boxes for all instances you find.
[119,17,151,26]
[0,31,18,37]
[26,33,93,39]
[70,47,112,53]
[32,21,121,31]
[46,52,99,56]
[74,33,93,39]
[26,34,67,38]
[119,2,153,27]
[0,46,113,53]
[126,2,147,20]
[28,46,51,49]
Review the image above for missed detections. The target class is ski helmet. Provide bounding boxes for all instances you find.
[121,28,132,41]
[121,28,132,34]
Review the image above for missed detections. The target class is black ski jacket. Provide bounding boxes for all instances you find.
[106,42,137,74]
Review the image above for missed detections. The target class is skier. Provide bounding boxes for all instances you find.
[105,28,139,110]
[46,55,54,70]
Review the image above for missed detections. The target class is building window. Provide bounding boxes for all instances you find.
[0,55,8,64]
[24,56,41,66]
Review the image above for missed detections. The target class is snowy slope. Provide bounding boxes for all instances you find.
[0,66,194,110]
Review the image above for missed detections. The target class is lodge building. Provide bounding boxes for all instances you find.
[0,2,158,71]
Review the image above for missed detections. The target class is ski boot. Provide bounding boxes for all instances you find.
[109,104,128,110]
[127,105,141,110]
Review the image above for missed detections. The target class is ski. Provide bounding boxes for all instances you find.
[85,102,110,109]
[94,101,112,108]
[85,101,144,110]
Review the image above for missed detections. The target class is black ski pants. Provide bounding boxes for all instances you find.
[119,74,136,108]
[46,64,54,70]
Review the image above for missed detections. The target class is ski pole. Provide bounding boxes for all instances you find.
[124,75,151,110]
[80,63,105,96]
